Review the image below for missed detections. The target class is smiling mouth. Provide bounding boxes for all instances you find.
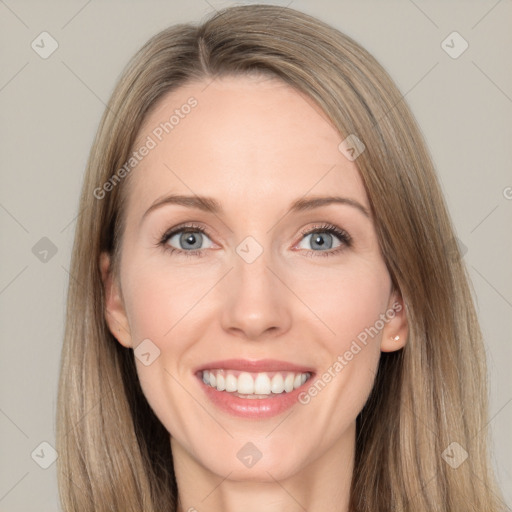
[198,369,313,399]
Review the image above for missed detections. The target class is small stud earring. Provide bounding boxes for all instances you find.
[393,335,400,341]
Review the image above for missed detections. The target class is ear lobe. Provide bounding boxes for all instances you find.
[380,291,409,353]
[99,251,132,349]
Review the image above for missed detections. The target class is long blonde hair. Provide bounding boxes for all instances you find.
[56,4,505,511]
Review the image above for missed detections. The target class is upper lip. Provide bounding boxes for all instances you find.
[194,359,315,374]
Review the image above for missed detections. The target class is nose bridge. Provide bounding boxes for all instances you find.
[234,235,272,292]
[220,233,291,339]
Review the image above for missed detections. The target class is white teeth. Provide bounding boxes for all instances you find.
[237,372,254,394]
[284,373,295,392]
[216,373,225,391]
[271,373,285,393]
[254,373,271,394]
[201,369,311,396]
[225,373,237,392]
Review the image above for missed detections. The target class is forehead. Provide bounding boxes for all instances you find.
[124,75,368,221]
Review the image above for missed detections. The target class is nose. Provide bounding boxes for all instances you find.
[220,244,292,341]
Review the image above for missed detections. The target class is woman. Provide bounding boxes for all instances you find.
[56,4,505,511]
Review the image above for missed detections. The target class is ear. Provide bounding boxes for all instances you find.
[99,251,133,349]
[380,289,408,353]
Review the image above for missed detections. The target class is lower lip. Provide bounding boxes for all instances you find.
[197,375,313,419]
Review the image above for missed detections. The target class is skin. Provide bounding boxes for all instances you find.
[100,74,408,512]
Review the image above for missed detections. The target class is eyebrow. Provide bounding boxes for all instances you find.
[141,193,370,223]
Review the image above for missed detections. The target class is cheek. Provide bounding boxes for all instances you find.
[121,257,214,344]
[119,259,211,439]
[296,258,392,349]
[291,265,390,453]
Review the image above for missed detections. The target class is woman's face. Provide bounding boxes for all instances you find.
[101,74,408,482]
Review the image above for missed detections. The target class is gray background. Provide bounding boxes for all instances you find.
[1,0,511,510]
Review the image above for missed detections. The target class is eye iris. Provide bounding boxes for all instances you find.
[311,232,333,250]
[180,232,202,250]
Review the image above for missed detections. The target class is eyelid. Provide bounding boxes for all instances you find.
[297,223,351,244]
[159,222,215,244]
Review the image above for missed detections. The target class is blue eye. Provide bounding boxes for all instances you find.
[158,222,351,258]
[299,230,341,251]
[297,223,352,258]
[160,223,213,257]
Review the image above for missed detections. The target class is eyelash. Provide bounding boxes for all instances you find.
[157,222,352,259]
